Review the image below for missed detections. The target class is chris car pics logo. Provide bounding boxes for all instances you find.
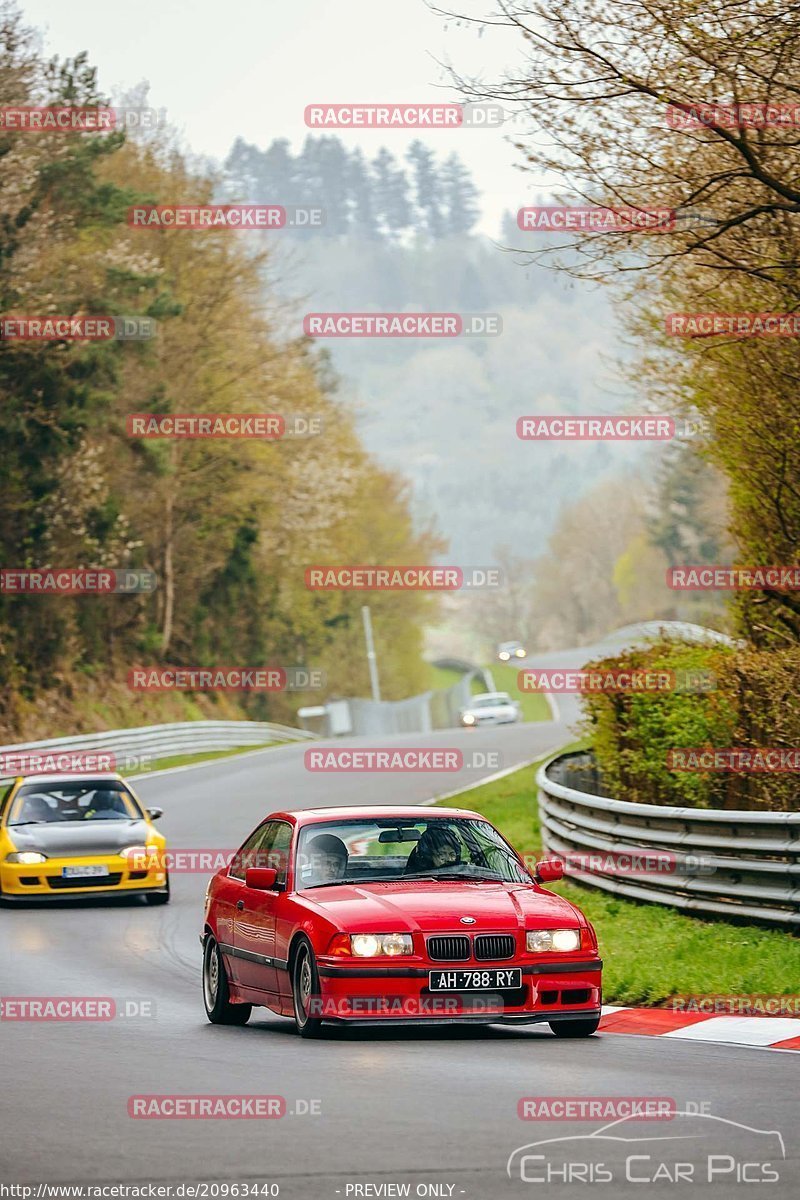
[507,1112,785,1185]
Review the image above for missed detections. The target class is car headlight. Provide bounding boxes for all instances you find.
[121,845,158,866]
[527,928,581,953]
[499,651,510,661]
[515,648,526,657]
[350,933,413,957]
[462,713,476,726]
[5,851,47,864]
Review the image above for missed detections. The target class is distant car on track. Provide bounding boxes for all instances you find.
[201,805,602,1038]
[459,691,521,727]
[497,640,527,661]
[0,774,169,903]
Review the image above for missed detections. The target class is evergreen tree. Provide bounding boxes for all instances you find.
[297,136,351,235]
[440,152,481,237]
[406,140,446,239]
[223,137,263,198]
[194,518,266,667]
[347,147,379,240]
[371,147,412,240]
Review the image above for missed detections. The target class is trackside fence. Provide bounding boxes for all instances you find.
[0,720,316,780]
[537,751,800,926]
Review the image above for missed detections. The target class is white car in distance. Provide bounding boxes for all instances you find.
[459,692,521,727]
[497,641,527,661]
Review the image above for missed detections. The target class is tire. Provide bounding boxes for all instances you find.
[549,1016,601,1038]
[145,873,171,905]
[291,938,324,1038]
[203,935,252,1026]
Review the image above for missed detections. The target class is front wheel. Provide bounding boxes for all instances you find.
[203,935,252,1025]
[549,1016,601,1038]
[291,939,324,1038]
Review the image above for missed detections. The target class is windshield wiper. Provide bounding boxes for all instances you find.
[300,870,505,889]
[8,820,47,827]
[84,816,137,822]
[301,874,428,888]
[367,872,501,883]
[422,872,502,882]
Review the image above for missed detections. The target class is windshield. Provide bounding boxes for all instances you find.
[295,817,531,889]
[7,782,141,826]
[471,695,510,708]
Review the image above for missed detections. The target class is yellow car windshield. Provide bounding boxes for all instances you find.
[8,783,141,825]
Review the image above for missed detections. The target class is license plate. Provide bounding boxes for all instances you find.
[62,865,109,878]
[428,968,522,992]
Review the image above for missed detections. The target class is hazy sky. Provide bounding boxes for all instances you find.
[21,0,553,233]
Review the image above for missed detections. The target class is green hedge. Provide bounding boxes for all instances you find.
[582,641,800,811]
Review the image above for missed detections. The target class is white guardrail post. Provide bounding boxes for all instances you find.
[536,751,800,927]
[0,720,317,780]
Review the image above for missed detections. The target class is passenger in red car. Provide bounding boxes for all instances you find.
[305,833,348,885]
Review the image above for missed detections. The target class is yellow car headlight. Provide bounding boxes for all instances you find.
[5,851,47,864]
[527,928,581,953]
[122,844,160,863]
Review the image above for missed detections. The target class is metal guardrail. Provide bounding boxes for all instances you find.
[430,658,496,693]
[0,719,316,779]
[537,751,800,926]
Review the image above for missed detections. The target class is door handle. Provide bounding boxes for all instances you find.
[236,900,244,911]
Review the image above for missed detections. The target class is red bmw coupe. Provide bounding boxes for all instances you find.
[201,805,602,1038]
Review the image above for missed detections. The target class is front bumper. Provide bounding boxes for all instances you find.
[311,957,602,1024]
[321,1009,602,1027]
[0,855,168,900]
[460,716,518,727]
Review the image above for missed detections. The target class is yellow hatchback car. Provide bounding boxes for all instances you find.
[0,774,169,903]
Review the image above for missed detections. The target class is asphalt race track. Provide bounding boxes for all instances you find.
[2,699,798,1198]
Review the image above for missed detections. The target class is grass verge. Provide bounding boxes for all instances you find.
[423,663,480,693]
[487,661,552,722]
[437,747,800,1006]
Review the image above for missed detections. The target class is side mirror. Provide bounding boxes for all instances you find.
[147,807,163,821]
[245,866,278,891]
[535,859,564,883]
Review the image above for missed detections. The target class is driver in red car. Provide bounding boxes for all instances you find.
[406,825,461,873]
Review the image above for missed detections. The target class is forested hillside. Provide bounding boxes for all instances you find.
[0,14,440,738]
[224,137,730,648]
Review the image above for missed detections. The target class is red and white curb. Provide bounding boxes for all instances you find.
[600,1005,800,1052]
